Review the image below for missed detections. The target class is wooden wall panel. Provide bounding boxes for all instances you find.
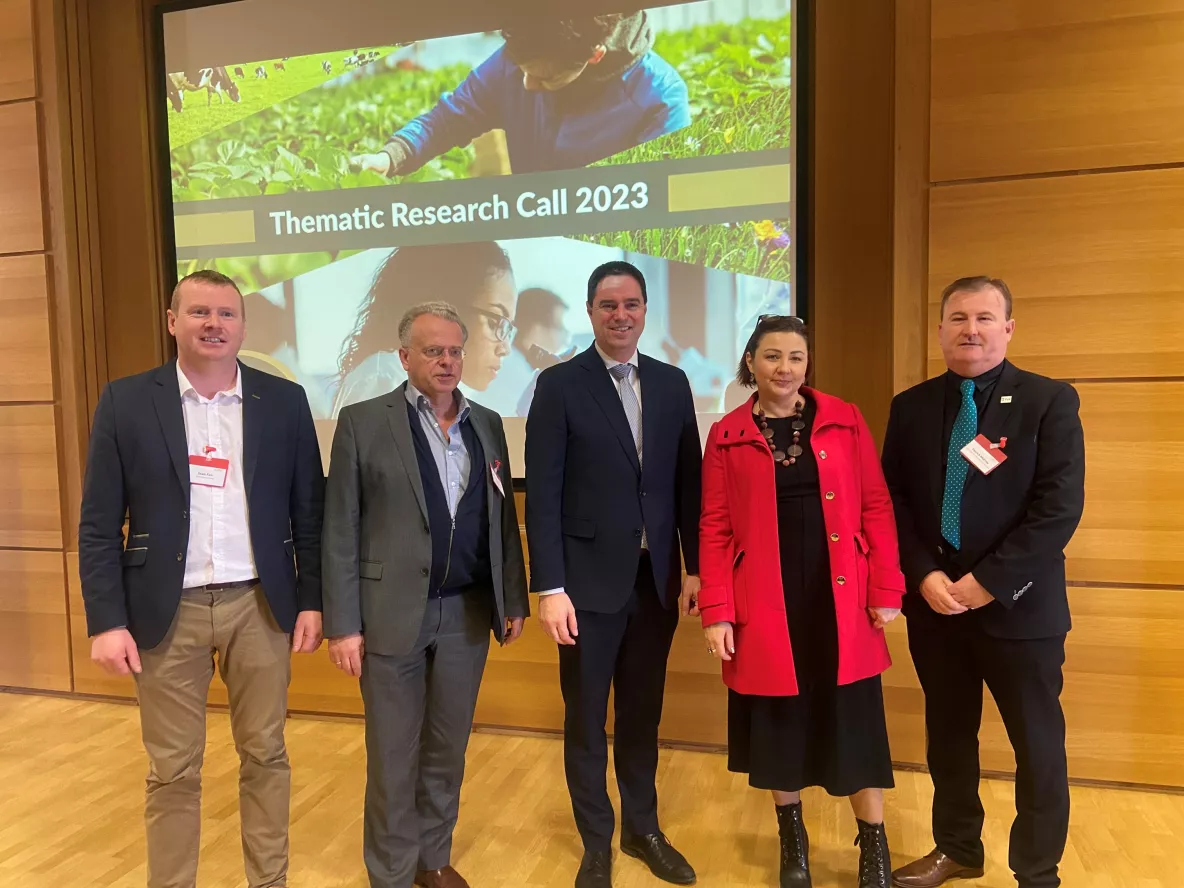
[0,101,45,255]
[0,549,70,691]
[928,169,1184,379]
[0,0,36,103]
[66,552,134,698]
[931,1,1184,181]
[1068,381,1184,586]
[0,405,62,549]
[0,254,54,402]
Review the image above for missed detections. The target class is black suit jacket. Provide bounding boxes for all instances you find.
[79,360,325,650]
[881,360,1085,639]
[524,345,701,612]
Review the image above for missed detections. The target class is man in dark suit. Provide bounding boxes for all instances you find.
[79,269,325,888]
[322,302,528,888]
[525,261,702,888]
[882,277,1085,888]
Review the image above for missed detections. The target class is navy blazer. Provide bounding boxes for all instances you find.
[78,360,325,650]
[881,360,1085,639]
[524,345,701,612]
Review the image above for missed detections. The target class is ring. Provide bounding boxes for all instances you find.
[707,647,715,654]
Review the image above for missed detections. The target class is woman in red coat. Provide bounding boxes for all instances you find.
[698,316,904,888]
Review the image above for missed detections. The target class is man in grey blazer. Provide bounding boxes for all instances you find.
[322,301,529,888]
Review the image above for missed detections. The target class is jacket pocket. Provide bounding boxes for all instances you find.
[121,547,148,567]
[562,515,595,539]
[853,532,870,607]
[359,560,383,580]
[732,549,748,624]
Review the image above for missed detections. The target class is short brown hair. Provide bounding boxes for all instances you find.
[939,276,1013,320]
[736,315,811,387]
[170,269,242,314]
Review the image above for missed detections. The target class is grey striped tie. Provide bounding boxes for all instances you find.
[609,363,642,464]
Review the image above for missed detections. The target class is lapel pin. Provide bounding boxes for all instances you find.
[1000,395,1012,404]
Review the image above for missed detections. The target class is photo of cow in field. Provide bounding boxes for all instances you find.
[166,66,241,111]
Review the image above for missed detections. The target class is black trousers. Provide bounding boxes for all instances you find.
[558,553,680,853]
[906,607,1069,888]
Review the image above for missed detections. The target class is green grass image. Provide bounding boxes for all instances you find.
[167,48,400,150]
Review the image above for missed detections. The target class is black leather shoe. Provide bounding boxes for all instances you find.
[775,802,811,887]
[620,832,696,885]
[855,819,891,888]
[576,850,613,888]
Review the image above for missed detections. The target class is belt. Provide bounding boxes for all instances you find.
[184,578,258,593]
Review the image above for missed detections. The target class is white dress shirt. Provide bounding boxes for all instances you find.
[539,345,642,598]
[177,363,258,588]
[406,383,472,518]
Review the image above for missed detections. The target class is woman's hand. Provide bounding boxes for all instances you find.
[705,622,734,661]
[868,607,900,630]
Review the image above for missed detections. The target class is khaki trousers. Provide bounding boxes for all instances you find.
[134,583,291,888]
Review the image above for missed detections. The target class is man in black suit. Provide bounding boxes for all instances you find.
[882,277,1085,888]
[79,270,325,888]
[525,261,702,888]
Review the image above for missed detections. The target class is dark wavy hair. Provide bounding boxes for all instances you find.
[337,242,512,384]
[501,14,629,67]
[736,315,811,387]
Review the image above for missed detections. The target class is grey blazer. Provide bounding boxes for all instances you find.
[322,383,529,656]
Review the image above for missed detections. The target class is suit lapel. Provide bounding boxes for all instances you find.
[579,346,641,476]
[466,406,503,533]
[240,363,262,498]
[387,384,429,522]
[152,362,190,496]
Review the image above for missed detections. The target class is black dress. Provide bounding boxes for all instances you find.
[727,396,894,796]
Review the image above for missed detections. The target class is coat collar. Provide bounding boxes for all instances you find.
[714,386,854,447]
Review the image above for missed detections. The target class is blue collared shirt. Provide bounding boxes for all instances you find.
[405,383,471,518]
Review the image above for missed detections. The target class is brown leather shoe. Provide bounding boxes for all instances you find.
[891,850,984,887]
[414,866,471,888]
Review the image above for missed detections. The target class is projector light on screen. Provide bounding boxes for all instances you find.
[161,0,798,474]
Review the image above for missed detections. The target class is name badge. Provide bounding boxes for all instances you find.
[189,450,229,487]
[489,459,505,498]
[960,433,1008,475]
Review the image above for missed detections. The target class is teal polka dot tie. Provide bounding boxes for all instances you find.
[941,378,977,549]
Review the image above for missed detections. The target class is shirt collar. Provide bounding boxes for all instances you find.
[594,342,640,371]
[947,359,1005,392]
[405,381,470,423]
[177,362,242,401]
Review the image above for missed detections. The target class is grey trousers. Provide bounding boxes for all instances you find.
[360,592,492,888]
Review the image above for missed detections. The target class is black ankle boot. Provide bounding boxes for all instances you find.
[854,819,890,888]
[775,802,811,887]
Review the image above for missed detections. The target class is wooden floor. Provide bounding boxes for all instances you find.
[0,695,1179,887]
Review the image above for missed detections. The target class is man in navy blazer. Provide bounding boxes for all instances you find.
[525,261,702,888]
[79,270,325,888]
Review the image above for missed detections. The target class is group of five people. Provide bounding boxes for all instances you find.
[80,263,1084,888]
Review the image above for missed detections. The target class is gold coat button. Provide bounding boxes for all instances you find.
[830,533,840,542]
[836,576,846,585]
[825,491,835,500]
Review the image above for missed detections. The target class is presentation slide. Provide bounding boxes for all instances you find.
[160,0,798,474]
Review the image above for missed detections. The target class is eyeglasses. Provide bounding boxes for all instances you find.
[471,307,516,343]
[419,346,465,361]
[757,314,804,323]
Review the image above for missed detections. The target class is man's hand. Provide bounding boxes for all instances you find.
[350,152,393,175]
[292,610,323,653]
[91,628,142,676]
[868,607,901,630]
[704,622,734,662]
[328,633,365,677]
[920,570,968,615]
[948,572,994,610]
[503,617,525,646]
[538,592,579,645]
[679,574,701,617]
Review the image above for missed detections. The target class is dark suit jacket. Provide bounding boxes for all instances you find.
[524,345,702,612]
[321,384,528,657]
[881,360,1085,639]
[78,360,325,650]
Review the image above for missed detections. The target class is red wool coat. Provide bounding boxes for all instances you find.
[698,388,905,696]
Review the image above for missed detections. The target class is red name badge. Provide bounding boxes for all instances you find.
[960,434,1008,475]
[189,445,229,488]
